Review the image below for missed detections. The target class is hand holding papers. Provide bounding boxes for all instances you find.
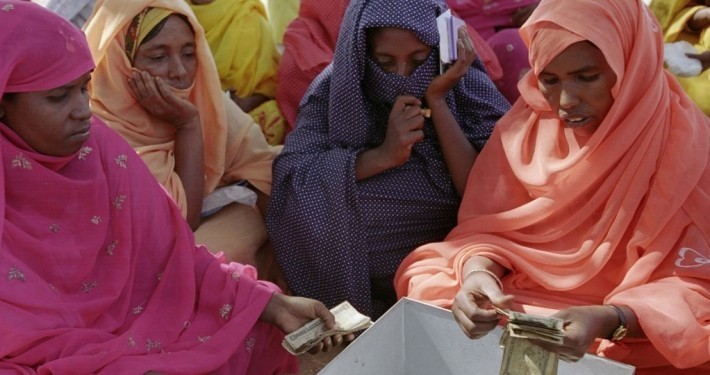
[495,307,565,375]
[282,301,373,355]
[436,9,466,70]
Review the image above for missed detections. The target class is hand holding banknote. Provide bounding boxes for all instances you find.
[282,301,373,355]
[261,294,353,354]
[452,265,514,340]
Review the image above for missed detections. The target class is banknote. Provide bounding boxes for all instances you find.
[282,301,373,355]
[499,329,560,375]
[496,308,564,375]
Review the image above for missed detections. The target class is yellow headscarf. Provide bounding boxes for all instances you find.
[124,7,173,61]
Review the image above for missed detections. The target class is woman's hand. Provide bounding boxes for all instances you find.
[425,27,476,103]
[260,294,354,353]
[128,70,199,129]
[452,270,515,340]
[354,94,424,179]
[230,92,269,113]
[686,50,710,71]
[533,305,619,362]
[689,7,710,32]
[380,95,426,167]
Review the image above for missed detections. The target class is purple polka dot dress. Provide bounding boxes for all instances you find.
[266,0,510,318]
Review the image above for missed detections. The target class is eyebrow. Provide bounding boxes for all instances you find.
[540,65,599,76]
[142,42,196,51]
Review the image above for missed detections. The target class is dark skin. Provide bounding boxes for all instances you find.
[356,26,478,196]
[453,256,647,362]
[511,2,540,27]
[686,4,710,71]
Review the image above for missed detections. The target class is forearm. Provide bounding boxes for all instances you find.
[355,147,395,180]
[174,119,205,230]
[426,97,477,196]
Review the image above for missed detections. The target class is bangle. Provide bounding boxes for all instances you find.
[463,268,504,291]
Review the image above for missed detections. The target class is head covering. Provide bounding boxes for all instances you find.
[0,2,294,372]
[84,0,275,216]
[396,0,709,370]
[1,0,93,94]
[267,0,509,317]
[124,7,173,61]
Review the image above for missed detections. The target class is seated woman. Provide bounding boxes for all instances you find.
[188,0,287,145]
[267,0,510,318]
[85,0,280,268]
[276,0,503,133]
[0,1,346,373]
[396,0,709,373]
[447,0,539,103]
[650,0,710,116]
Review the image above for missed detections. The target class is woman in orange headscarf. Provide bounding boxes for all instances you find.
[395,0,709,373]
[85,0,280,266]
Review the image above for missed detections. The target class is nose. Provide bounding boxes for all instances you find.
[394,61,414,77]
[71,93,92,121]
[168,55,187,82]
[558,84,580,109]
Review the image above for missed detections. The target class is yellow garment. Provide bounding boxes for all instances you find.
[651,0,710,116]
[189,0,279,97]
[268,0,300,46]
[84,0,280,264]
[190,0,288,144]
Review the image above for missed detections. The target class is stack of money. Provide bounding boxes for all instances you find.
[282,301,373,355]
[495,308,565,375]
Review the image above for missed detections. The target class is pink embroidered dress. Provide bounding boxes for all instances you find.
[0,1,296,373]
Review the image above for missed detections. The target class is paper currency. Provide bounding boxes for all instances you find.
[496,308,565,375]
[499,329,560,375]
[282,301,373,355]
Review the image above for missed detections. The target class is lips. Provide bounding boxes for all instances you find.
[560,113,592,128]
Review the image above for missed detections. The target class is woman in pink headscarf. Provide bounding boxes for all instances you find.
[0,1,345,373]
[396,0,709,373]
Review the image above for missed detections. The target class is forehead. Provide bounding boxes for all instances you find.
[140,15,194,49]
[541,41,608,74]
[367,27,428,51]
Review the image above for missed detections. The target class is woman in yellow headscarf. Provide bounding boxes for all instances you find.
[651,0,710,116]
[189,0,287,145]
[85,0,281,268]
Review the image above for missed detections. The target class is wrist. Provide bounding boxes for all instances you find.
[259,292,282,326]
[602,304,628,342]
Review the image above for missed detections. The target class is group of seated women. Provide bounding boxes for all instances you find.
[1,0,707,373]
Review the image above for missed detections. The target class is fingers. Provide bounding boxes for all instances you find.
[313,301,336,330]
[129,71,161,101]
[392,95,422,113]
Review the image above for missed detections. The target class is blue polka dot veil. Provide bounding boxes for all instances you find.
[266,0,510,318]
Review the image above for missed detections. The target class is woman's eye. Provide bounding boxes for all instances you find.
[540,77,559,85]
[578,74,600,82]
[48,93,68,102]
[150,55,166,61]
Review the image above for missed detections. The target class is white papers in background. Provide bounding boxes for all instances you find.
[201,184,257,217]
[436,9,466,65]
[664,41,703,77]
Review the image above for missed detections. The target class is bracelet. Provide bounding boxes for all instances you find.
[463,268,504,291]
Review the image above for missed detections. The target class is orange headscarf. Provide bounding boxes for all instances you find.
[85,0,277,216]
[396,0,709,370]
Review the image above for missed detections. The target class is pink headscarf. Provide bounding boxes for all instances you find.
[0,1,295,372]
